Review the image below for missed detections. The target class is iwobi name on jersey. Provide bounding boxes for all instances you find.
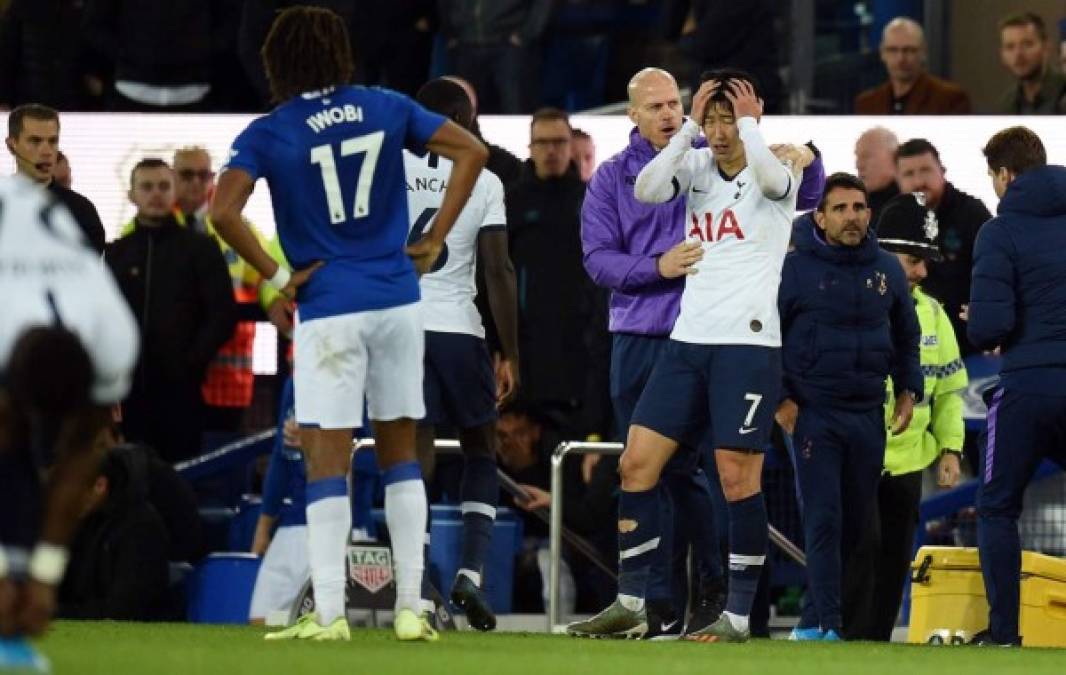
[223,85,446,322]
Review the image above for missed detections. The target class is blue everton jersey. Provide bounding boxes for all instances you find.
[225,85,446,321]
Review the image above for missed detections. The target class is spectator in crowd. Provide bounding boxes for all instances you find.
[439,0,554,114]
[855,17,971,114]
[895,138,991,356]
[494,402,564,612]
[777,173,922,640]
[172,147,263,435]
[52,150,71,189]
[105,158,236,463]
[5,105,106,253]
[0,0,105,110]
[661,0,785,113]
[350,1,436,97]
[446,75,525,189]
[238,1,353,108]
[854,126,900,227]
[969,126,1066,647]
[83,0,230,111]
[571,128,596,183]
[996,12,1066,114]
[843,193,966,641]
[57,445,170,621]
[507,107,610,441]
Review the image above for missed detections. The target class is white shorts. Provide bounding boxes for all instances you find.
[294,302,426,429]
[248,525,310,621]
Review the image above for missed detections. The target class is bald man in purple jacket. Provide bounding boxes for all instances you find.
[578,67,824,638]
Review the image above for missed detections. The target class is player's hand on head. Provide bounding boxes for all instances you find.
[281,261,324,300]
[690,79,719,128]
[724,79,763,120]
[406,236,444,276]
[657,239,704,279]
[494,352,519,407]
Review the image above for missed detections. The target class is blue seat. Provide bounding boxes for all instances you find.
[186,553,262,624]
[373,505,524,613]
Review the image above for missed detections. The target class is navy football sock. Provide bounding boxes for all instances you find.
[617,486,662,607]
[458,456,498,585]
[725,492,768,618]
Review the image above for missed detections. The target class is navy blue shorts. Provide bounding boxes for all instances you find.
[631,341,781,452]
[422,331,497,429]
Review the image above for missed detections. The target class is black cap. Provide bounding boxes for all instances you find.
[876,192,943,262]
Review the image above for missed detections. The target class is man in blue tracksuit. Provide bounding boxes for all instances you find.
[777,172,923,640]
[968,126,1066,647]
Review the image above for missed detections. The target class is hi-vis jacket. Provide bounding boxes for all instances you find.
[883,286,967,476]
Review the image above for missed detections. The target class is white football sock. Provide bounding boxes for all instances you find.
[306,495,351,625]
[385,478,427,614]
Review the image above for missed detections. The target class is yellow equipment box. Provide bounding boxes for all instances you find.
[907,546,1066,647]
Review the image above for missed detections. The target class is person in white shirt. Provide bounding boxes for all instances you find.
[0,175,138,669]
[404,78,519,632]
[569,69,811,643]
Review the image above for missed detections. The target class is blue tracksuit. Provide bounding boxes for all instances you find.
[779,215,922,632]
[968,164,1066,644]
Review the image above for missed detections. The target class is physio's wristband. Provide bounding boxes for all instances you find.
[266,266,291,292]
[29,543,69,586]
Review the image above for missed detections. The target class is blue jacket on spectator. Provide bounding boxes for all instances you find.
[779,214,923,411]
[968,164,1066,394]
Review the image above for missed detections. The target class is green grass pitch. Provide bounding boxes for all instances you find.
[38,621,1063,675]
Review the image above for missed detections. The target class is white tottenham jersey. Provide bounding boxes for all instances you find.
[635,118,800,346]
[0,175,139,404]
[404,151,506,337]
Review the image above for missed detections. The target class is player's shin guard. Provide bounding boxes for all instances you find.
[305,476,352,625]
[617,486,662,610]
[725,492,767,621]
[458,456,498,585]
[384,462,428,614]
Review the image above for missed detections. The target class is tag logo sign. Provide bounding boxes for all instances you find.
[348,546,394,594]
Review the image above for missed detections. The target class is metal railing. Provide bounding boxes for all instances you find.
[547,441,807,632]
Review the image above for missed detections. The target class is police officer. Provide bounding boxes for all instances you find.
[844,192,967,640]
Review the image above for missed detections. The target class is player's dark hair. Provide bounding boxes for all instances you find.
[572,128,591,141]
[129,157,171,188]
[999,12,1046,40]
[698,68,762,120]
[5,327,93,416]
[983,126,1046,176]
[896,138,942,166]
[57,150,68,163]
[7,103,59,139]
[261,6,355,103]
[817,172,869,212]
[415,78,474,130]
[530,107,571,133]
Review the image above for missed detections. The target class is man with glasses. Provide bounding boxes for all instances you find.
[855,17,971,114]
[174,147,268,434]
[507,107,611,442]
